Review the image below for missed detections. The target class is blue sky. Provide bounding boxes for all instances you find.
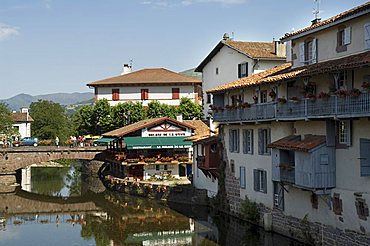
[0,0,368,99]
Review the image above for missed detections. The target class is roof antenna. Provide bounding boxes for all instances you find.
[312,0,321,25]
[129,58,133,69]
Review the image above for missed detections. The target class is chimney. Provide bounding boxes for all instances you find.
[274,40,286,57]
[176,114,183,122]
[311,18,321,25]
[121,64,132,75]
[222,33,230,41]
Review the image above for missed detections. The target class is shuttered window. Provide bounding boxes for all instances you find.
[360,138,370,177]
[172,88,180,99]
[253,169,267,193]
[365,23,370,50]
[300,39,317,65]
[336,120,352,147]
[243,129,253,154]
[141,89,149,100]
[258,128,271,155]
[240,166,246,189]
[229,129,240,153]
[112,89,120,101]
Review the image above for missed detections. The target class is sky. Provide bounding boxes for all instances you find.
[0,0,368,99]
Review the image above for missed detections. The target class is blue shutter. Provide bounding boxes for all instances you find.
[253,169,259,191]
[263,170,267,193]
[267,128,271,155]
[238,64,242,78]
[242,130,247,154]
[258,129,263,155]
[360,138,370,176]
[229,129,233,152]
[236,129,240,153]
[240,166,246,189]
[250,129,254,154]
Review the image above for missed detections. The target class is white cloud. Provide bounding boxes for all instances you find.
[0,23,19,41]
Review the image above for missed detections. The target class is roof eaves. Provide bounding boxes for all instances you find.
[195,41,224,72]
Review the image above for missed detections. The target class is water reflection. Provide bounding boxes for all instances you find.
[0,163,301,245]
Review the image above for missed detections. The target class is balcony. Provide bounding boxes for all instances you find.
[213,92,370,123]
[196,156,206,168]
[279,165,295,184]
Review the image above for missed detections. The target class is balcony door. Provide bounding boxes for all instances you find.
[273,182,284,210]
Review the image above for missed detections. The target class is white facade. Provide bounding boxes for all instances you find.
[95,85,198,107]
[13,122,31,138]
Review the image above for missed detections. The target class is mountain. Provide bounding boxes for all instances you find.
[179,68,202,81]
[1,92,94,111]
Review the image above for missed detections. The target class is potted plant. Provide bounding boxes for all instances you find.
[289,96,300,103]
[335,89,348,98]
[277,97,287,104]
[318,91,331,100]
[269,90,276,100]
[361,81,370,91]
[305,93,317,101]
[239,102,250,109]
[350,88,361,97]
[144,157,157,163]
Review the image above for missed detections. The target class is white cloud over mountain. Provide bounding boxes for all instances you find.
[0,23,19,41]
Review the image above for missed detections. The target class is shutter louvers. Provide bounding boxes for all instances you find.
[299,42,305,65]
[267,128,271,155]
[312,38,317,64]
[238,64,242,78]
[360,138,370,177]
[250,129,254,154]
[347,120,352,147]
[344,27,351,45]
[236,129,240,153]
[229,129,233,152]
[263,171,267,193]
[242,130,247,154]
[253,169,259,191]
[258,129,263,155]
[365,23,370,50]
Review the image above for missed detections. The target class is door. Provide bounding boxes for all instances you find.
[273,182,284,210]
[179,164,186,177]
[186,164,192,177]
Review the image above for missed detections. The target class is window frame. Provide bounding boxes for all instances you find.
[336,120,352,147]
[253,169,267,193]
[172,88,180,100]
[229,129,240,153]
[258,128,271,155]
[243,129,253,154]
[238,62,248,78]
[141,89,149,100]
[112,88,120,101]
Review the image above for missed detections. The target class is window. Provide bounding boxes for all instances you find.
[365,23,370,50]
[360,138,370,177]
[172,88,180,99]
[240,166,246,189]
[231,94,242,106]
[332,193,343,215]
[216,67,219,75]
[243,129,253,154]
[258,128,271,155]
[164,164,168,170]
[141,89,149,100]
[206,93,212,104]
[299,38,317,65]
[274,182,284,210]
[355,198,369,221]
[311,194,318,209]
[229,129,240,153]
[260,90,267,103]
[155,165,160,171]
[336,120,351,146]
[238,62,248,78]
[210,143,217,153]
[230,159,235,173]
[253,169,267,193]
[337,26,351,52]
[112,89,120,101]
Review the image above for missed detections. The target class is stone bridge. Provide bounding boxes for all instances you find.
[0,146,106,185]
[1,189,102,215]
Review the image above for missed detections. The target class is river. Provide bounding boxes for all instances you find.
[0,160,301,245]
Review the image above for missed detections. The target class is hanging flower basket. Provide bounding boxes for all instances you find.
[318,91,330,101]
[277,98,287,104]
[350,88,361,97]
[289,96,300,103]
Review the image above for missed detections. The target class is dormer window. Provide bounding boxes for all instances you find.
[299,38,317,65]
[337,26,351,52]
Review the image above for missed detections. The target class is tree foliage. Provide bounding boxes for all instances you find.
[178,97,202,120]
[30,100,73,142]
[146,101,177,119]
[0,103,15,136]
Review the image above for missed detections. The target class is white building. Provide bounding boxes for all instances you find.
[195,34,286,118]
[12,107,33,138]
[87,66,202,106]
[208,2,370,243]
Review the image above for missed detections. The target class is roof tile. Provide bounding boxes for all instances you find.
[268,135,326,152]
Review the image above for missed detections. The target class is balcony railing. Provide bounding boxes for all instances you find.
[213,93,370,123]
[280,166,295,184]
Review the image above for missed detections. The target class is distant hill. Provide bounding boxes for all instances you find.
[179,68,202,81]
[1,92,94,111]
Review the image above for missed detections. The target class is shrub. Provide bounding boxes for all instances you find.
[38,139,53,146]
[240,196,260,223]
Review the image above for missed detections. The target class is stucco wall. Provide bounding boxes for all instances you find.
[96,85,197,106]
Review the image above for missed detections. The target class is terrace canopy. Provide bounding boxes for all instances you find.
[123,137,192,150]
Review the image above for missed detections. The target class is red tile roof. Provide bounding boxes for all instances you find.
[102,117,196,137]
[207,63,291,93]
[87,68,201,87]
[282,2,370,41]
[11,112,34,122]
[195,40,286,72]
[268,135,326,152]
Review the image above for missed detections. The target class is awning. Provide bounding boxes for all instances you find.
[124,137,192,150]
[94,137,117,144]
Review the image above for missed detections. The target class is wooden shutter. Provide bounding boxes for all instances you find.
[238,64,242,78]
[172,88,180,99]
[112,89,119,101]
[229,129,233,152]
[346,120,352,147]
[236,129,240,153]
[250,129,254,154]
[253,169,259,191]
[242,130,247,154]
[267,128,271,155]
[360,138,370,176]
[240,166,246,189]
[344,27,351,45]
[365,23,370,50]
[299,42,305,64]
[258,129,263,155]
[311,38,317,64]
[326,120,336,147]
[262,170,267,193]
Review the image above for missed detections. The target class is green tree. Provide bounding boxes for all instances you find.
[91,99,113,135]
[73,105,94,135]
[146,101,178,119]
[178,97,202,120]
[0,103,15,136]
[30,100,73,142]
[111,102,146,128]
